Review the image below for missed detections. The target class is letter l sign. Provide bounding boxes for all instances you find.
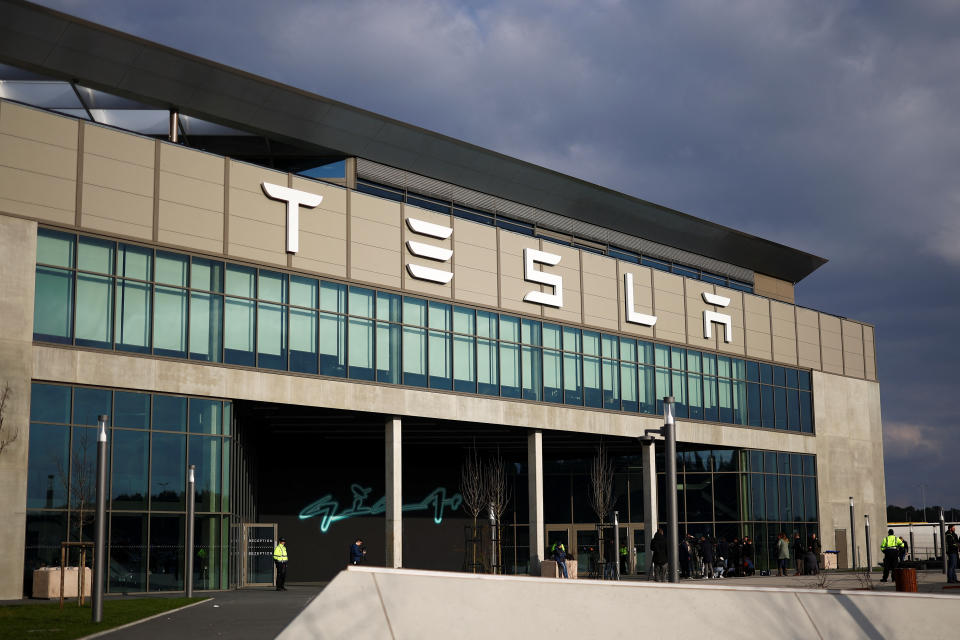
[262,182,324,254]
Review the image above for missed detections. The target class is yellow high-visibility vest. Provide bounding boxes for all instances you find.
[880,535,901,550]
[273,543,288,562]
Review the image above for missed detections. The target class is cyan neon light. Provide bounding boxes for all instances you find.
[298,484,463,533]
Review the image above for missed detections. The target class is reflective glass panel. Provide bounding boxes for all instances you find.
[34,266,73,343]
[75,273,113,348]
[376,322,400,383]
[37,228,75,267]
[116,279,151,353]
[73,387,111,426]
[543,349,562,403]
[77,236,114,275]
[319,312,346,377]
[257,302,287,370]
[149,515,184,590]
[150,433,186,510]
[189,436,221,512]
[189,292,223,362]
[30,383,71,423]
[114,391,149,429]
[109,514,146,592]
[189,399,221,435]
[111,430,148,510]
[152,395,187,432]
[154,286,187,358]
[26,423,68,509]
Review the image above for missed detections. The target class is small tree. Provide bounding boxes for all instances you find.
[0,384,17,457]
[460,446,485,572]
[589,445,614,523]
[485,454,510,574]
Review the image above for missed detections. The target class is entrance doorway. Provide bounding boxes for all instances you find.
[242,523,277,587]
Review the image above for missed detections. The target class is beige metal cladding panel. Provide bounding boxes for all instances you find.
[819,313,844,374]
[290,176,347,278]
[795,307,821,369]
[581,252,618,331]
[863,325,877,381]
[652,270,685,344]
[842,319,865,379]
[158,144,224,253]
[684,279,718,351]
[541,242,581,325]
[770,300,798,366]
[402,205,453,298]
[617,262,654,339]
[0,102,77,224]
[714,286,745,356]
[81,124,155,239]
[743,293,772,360]
[350,191,401,288]
[227,160,287,267]
[498,229,535,315]
[453,218,498,307]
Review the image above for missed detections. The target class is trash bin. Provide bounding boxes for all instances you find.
[893,568,917,593]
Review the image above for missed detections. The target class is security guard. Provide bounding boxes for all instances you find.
[879,528,904,582]
[273,537,289,591]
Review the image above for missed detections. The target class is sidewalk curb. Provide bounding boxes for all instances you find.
[76,597,213,640]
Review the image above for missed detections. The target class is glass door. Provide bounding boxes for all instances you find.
[545,526,570,562]
[242,523,277,587]
[574,527,600,577]
[633,528,646,575]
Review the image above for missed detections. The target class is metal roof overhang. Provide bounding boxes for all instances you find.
[0,0,827,283]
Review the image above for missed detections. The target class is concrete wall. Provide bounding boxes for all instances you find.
[278,566,960,640]
[0,98,878,383]
[0,216,37,599]
[813,371,886,568]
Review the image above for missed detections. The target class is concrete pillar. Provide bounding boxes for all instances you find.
[641,439,658,575]
[385,416,402,568]
[0,215,38,599]
[528,430,544,575]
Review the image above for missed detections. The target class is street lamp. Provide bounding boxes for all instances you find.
[92,415,108,623]
[849,497,856,570]
[864,514,872,578]
[663,397,679,584]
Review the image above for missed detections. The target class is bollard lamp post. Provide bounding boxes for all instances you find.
[92,415,108,623]
[186,465,196,597]
[613,510,620,580]
[663,397,679,584]
[849,497,856,570]
[940,509,947,575]
[864,514,872,579]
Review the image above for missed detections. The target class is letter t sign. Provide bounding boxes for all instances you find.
[262,182,324,254]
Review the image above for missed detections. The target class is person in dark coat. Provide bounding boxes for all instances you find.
[679,536,690,578]
[793,533,806,575]
[650,528,668,582]
[349,538,366,565]
[729,538,741,577]
[718,537,730,578]
[700,536,715,579]
[808,533,822,572]
[742,537,755,576]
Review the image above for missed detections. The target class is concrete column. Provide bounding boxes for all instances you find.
[528,430,544,575]
[0,215,37,599]
[385,416,402,568]
[641,439,658,575]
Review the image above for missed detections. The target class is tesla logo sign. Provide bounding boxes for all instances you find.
[263,182,736,342]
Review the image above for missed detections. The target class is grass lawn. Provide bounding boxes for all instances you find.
[0,597,206,640]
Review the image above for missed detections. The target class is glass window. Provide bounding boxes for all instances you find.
[77,236,115,275]
[111,430,148,510]
[376,292,401,322]
[637,341,654,365]
[224,296,255,367]
[670,347,685,371]
[26,423,69,509]
[687,350,701,374]
[799,391,813,433]
[189,290,222,362]
[638,365,656,414]
[404,298,427,327]
[685,474,712,521]
[703,376,718,422]
[563,351,582,405]
[403,323,427,387]
[601,334,618,359]
[477,337,498,395]
[733,379,748,425]
[73,387,111,426]
[189,399,221,435]
[786,368,799,389]
[34,266,73,343]
[258,301,287,370]
[429,302,451,331]
[759,363,773,385]
[37,228,75,267]
[190,258,222,293]
[764,475,778,522]
[804,477,817,522]
[802,455,816,476]
[717,377,732,424]
[349,287,375,318]
[155,251,188,287]
[543,349,562,403]
[114,391,149,429]
[24,513,67,578]
[798,370,812,391]
[687,373,703,419]
[149,514,184,591]
[290,304,318,376]
[75,272,113,348]
[761,385,775,427]
[774,387,787,428]
[116,278,152,353]
[773,366,786,387]
[31,383,71,423]
[320,281,346,313]
[69,426,99,511]
[601,358,619,409]
[500,340,521,398]
[522,319,542,346]
[154,286,187,358]
[500,316,520,343]
[750,475,764,521]
[151,433,186,510]
[522,343,542,401]
[792,476,804,522]
[542,323,561,350]
[189,436,221,512]
[429,329,453,389]
[787,389,801,430]
[224,264,254,297]
[453,326,476,393]
[319,312,346,377]
[376,322,400,383]
[620,338,637,363]
[671,370,687,418]
[152,395,187,432]
[477,311,498,339]
[258,270,286,304]
[620,361,638,412]
[109,514,146,592]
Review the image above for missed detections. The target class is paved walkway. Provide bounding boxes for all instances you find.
[95,584,325,640]
[623,569,960,594]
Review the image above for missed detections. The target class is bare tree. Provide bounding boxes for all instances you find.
[56,428,96,542]
[485,453,510,574]
[0,384,18,457]
[460,446,485,572]
[589,445,614,523]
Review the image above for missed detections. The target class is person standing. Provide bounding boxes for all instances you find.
[718,537,730,578]
[350,538,366,566]
[808,533,822,572]
[273,537,288,591]
[898,537,908,564]
[651,528,668,582]
[776,533,790,576]
[552,541,570,579]
[946,525,959,584]
[700,535,715,580]
[793,533,806,576]
[880,529,904,582]
[742,537,755,576]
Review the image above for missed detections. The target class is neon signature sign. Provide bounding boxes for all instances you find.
[298,484,463,533]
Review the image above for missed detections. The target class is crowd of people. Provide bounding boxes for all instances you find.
[648,528,823,581]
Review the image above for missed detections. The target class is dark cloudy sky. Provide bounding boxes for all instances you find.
[37,0,960,509]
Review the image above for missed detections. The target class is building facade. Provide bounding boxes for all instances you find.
[0,1,885,598]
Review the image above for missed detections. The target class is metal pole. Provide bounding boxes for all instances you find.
[663,397,679,583]
[849,497,856,570]
[909,525,915,562]
[864,515,872,578]
[488,503,496,574]
[91,415,108,623]
[169,110,180,143]
[186,465,196,596]
[613,510,620,581]
[940,509,947,575]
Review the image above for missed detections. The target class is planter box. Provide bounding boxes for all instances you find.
[541,559,578,579]
[32,567,92,599]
